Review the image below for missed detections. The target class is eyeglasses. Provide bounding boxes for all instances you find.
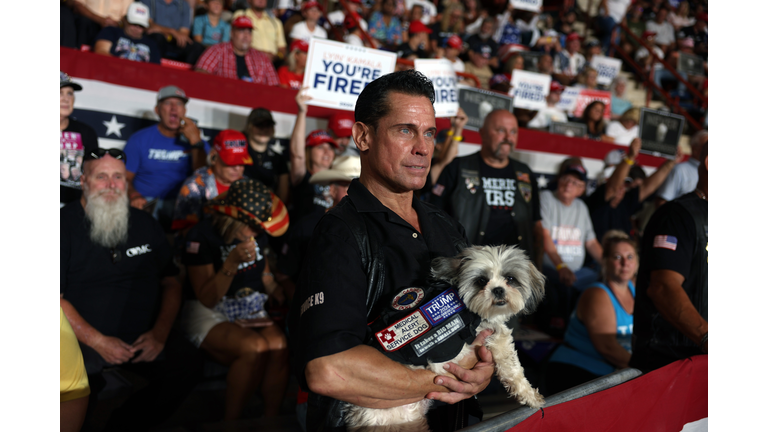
[84,148,127,162]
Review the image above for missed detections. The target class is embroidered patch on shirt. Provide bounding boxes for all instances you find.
[186,241,200,254]
[419,288,466,326]
[432,183,445,197]
[375,310,432,352]
[412,314,466,357]
[391,288,425,311]
[653,235,678,250]
[516,172,530,183]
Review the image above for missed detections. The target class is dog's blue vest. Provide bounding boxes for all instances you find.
[366,281,482,366]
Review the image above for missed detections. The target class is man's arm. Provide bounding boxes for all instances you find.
[69,1,119,28]
[60,297,136,364]
[93,40,114,56]
[647,269,708,353]
[290,90,310,186]
[604,138,639,202]
[131,275,182,362]
[306,330,494,408]
[585,238,603,264]
[637,148,683,202]
[542,227,576,286]
[276,172,290,204]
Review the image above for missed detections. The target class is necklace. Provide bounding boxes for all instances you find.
[694,188,706,200]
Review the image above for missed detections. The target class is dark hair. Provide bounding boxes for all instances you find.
[582,100,607,133]
[628,165,646,182]
[355,70,435,130]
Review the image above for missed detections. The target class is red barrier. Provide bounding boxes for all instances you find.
[510,356,708,431]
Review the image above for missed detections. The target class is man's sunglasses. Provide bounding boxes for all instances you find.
[84,148,127,162]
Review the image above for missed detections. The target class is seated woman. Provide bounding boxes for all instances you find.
[179,178,290,420]
[278,39,308,90]
[545,231,637,395]
[578,100,614,142]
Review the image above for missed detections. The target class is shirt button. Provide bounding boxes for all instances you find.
[479,231,485,236]
[511,212,516,217]
[518,236,522,241]
[412,233,418,238]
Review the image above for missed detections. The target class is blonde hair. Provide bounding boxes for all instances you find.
[440,4,465,33]
[600,230,638,280]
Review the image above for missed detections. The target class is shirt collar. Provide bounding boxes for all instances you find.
[347,178,439,215]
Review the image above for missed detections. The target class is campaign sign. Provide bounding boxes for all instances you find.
[511,0,542,13]
[303,38,397,111]
[549,121,587,138]
[415,59,459,118]
[638,108,685,158]
[556,86,581,113]
[590,55,623,86]
[457,85,514,131]
[571,89,612,120]
[677,53,705,76]
[511,70,551,110]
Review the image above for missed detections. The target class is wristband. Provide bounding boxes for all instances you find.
[446,130,454,137]
[453,135,463,141]
[556,263,568,270]
[623,157,635,166]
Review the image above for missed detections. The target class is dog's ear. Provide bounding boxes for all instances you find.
[430,255,463,283]
[524,261,546,313]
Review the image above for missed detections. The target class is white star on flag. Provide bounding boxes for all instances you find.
[270,141,285,155]
[102,115,126,138]
[200,129,210,142]
[537,175,549,190]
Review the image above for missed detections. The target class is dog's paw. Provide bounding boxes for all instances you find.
[521,390,545,410]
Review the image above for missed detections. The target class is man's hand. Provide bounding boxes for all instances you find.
[451,107,468,130]
[179,117,202,145]
[131,330,165,363]
[628,137,641,159]
[130,195,148,209]
[102,17,119,27]
[93,335,136,365]
[296,88,312,113]
[171,29,192,47]
[427,329,495,403]
[558,266,577,287]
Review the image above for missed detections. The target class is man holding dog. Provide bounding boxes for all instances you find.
[288,70,494,431]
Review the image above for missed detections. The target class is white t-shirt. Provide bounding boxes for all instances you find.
[603,0,632,23]
[344,33,364,47]
[540,190,596,271]
[289,21,328,42]
[605,121,639,145]
[645,20,675,46]
[527,106,568,129]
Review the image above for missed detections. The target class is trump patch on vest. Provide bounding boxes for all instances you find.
[419,288,466,326]
[375,310,432,352]
[519,183,532,203]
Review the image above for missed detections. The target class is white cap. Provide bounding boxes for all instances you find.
[126,2,150,28]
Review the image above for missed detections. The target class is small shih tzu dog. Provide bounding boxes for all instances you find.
[345,245,546,431]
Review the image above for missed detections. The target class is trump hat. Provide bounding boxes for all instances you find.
[213,130,253,166]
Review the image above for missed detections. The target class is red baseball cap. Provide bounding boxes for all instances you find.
[408,20,432,35]
[290,39,309,53]
[306,129,338,148]
[550,81,565,93]
[566,32,581,42]
[446,35,463,49]
[302,1,323,12]
[641,30,657,40]
[213,130,253,166]
[232,16,253,29]
[328,112,355,138]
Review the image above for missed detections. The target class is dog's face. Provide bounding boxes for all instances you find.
[431,245,545,321]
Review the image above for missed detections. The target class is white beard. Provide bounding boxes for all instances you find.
[84,188,130,248]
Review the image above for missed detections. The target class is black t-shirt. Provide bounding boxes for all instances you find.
[585,183,643,242]
[276,206,325,282]
[479,161,522,246]
[235,54,251,81]
[465,34,500,57]
[289,171,332,222]
[61,119,99,204]
[95,26,161,64]
[182,218,268,300]
[242,142,289,192]
[289,179,468,385]
[429,23,459,48]
[60,202,177,344]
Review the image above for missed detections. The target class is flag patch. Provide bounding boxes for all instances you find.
[432,183,445,197]
[653,235,678,250]
[186,241,200,254]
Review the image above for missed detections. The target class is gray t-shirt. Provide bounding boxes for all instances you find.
[540,190,596,270]
[656,158,699,202]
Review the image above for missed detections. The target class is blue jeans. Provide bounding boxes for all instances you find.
[595,16,620,54]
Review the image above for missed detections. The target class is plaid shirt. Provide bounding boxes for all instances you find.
[195,42,279,86]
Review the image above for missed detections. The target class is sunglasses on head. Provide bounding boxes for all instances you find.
[84,148,127,162]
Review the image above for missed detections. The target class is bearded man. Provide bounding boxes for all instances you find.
[60,148,201,432]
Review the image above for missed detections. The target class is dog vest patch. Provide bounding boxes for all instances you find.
[391,288,425,311]
[419,288,465,326]
[412,314,466,357]
[375,310,431,352]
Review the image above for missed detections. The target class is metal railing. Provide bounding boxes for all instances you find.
[459,368,642,432]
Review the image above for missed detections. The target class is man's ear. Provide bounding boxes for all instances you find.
[352,122,371,153]
[154,105,160,117]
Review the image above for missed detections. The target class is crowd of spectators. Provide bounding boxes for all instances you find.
[60,0,708,429]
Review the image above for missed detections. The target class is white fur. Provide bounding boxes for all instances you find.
[345,245,547,431]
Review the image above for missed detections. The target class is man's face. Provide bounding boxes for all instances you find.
[567,38,580,53]
[309,143,336,171]
[547,91,561,105]
[61,87,75,118]
[329,181,351,206]
[124,22,145,39]
[359,92,436,192]
[334,136,351,152]
[556,173,586,202]
[81,156,128,203]
[212,153,246,184]
[250,0,267,11]
[248,125,274,146]
[480,110,518,160]
[480,20,494,37]
[303,6,322,22]
[538,55,553,73]
[655,9,667,23]
[231,28,253,52]
[207,0,224,15]
[155,97,186,131]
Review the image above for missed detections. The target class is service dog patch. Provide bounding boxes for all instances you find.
[419,288,466,326]
[375,311,432,352]
[391,288,425,311]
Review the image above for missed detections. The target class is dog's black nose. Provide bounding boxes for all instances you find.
[492,287,505,298]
